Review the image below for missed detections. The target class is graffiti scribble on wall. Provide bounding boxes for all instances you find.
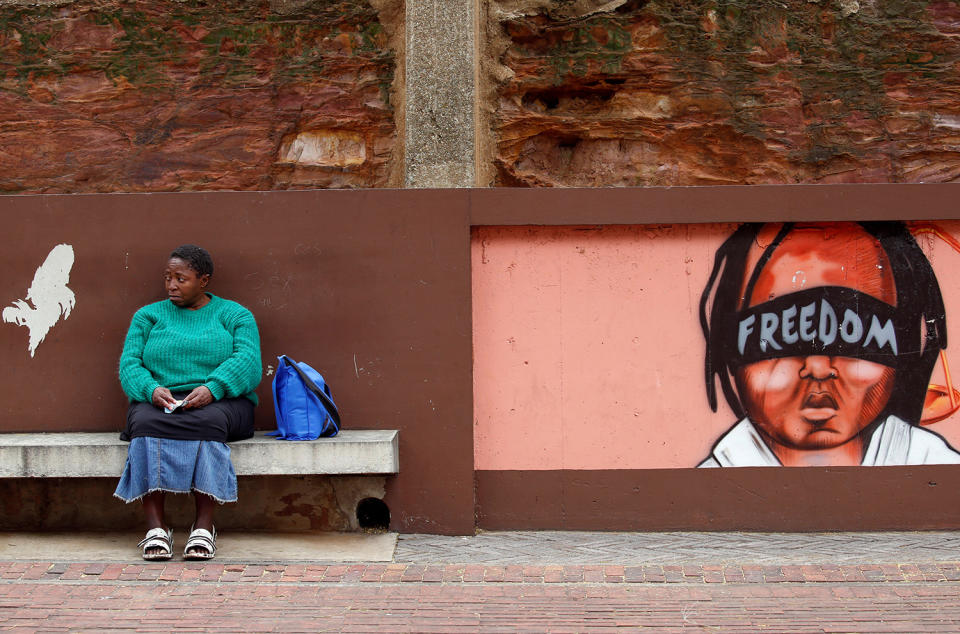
[2,244,76,357]
[700,222,960,467]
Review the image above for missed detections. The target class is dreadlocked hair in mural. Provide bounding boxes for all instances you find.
[700,222,947,425]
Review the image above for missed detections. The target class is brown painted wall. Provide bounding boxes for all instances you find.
[468,183,960,225]
[5,186,960,533]
[476,468,960,531]
[0,190,472,535]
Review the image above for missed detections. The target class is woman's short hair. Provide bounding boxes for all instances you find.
[170,244,214,278]
[700,222,946,425]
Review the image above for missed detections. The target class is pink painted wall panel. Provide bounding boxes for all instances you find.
[472,223,960,470]
[473,228,565,468]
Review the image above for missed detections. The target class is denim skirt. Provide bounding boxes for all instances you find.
[114,437,238,504]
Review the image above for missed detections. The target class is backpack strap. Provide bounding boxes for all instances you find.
[279,355,341,427]
[269,364,285,436]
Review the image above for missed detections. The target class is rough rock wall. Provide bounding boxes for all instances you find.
[0,0,398,192]
[486,0,960,186]
[6,0,960,190]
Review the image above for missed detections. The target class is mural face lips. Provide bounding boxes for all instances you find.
[800,391,840,421]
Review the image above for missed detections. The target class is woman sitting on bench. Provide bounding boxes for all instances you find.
[114,244,262,560]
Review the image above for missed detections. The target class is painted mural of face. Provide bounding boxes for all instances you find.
[735,224,897,466]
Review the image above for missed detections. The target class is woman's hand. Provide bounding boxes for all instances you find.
[152,387,179,410]
[182,385,213,409]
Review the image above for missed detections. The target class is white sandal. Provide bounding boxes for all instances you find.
[184,525,216,560]
[138,527,173,561]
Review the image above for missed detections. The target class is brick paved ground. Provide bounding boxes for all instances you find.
[4,561,960,584]
[3,531,960,631]
[2,580,960,632]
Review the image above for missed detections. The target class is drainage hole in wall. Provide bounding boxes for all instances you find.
[356,497,390,530]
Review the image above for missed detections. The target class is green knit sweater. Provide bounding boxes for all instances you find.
[119,294,262,404]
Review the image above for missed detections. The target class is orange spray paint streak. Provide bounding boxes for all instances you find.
[942,349,958,412]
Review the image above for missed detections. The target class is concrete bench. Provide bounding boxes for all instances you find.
[0,430,399,478]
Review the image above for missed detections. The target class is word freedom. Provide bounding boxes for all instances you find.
[738,299,897,357]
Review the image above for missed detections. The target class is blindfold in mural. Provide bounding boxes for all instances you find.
[734,287,904,365]
[700,221,960,468]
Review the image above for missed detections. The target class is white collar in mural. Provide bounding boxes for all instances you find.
[701,415,960,467]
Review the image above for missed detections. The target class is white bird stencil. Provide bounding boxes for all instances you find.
[3,244,76,357]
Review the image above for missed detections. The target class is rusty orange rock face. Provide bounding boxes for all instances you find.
[0,1,396,192]
[491,0,960,187]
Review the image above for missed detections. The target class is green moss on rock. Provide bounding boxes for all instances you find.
[0,0,393,93]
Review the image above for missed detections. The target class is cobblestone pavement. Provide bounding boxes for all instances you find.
[396,530,960,565]
[3,531,960,632]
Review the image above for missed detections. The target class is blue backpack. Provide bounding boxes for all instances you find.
[269,355,340,440]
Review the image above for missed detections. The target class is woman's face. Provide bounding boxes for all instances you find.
[735,224,897,451]
[164,257,209,308]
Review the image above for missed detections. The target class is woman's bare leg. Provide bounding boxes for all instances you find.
[141,491,167,556]
[193,492,216,532]
[185,492,217,556]
[143,491,166,528]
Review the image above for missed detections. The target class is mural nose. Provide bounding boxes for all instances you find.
[799,355,837,380]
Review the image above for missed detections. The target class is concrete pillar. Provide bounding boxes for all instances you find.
[404,0,476,188]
